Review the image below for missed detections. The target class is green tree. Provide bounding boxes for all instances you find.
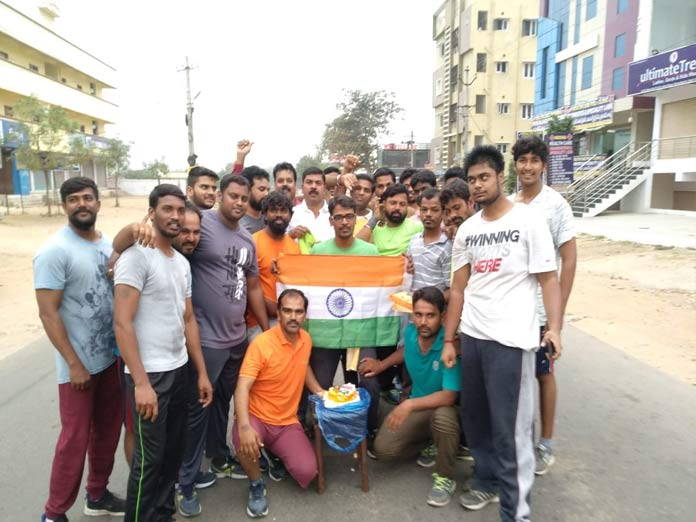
[69,135,96,174]
[505,159,518,195]
[11,96,78,216]
[295,153,326,178]
[320,90,402,170]
[546,115,574,134]
[145,159,169,181]
[100,138,130,207]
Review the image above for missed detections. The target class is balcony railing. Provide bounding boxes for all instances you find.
[0,54,111,103]
[656,135,696,160]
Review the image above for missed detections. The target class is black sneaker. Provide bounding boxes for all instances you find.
[194,469,217,489]
[83,489,126,516]
[261,448,287,482]
[366,432,378,460]
[210,456,247,479]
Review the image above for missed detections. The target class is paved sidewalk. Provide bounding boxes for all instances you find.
[574,211,696,248]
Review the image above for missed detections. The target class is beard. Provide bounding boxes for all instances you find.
[478,186,502,207]
[249,197,264,211]
[387,211,406,225]
[155,219,180,239]
[267,219,289,236]
[68,209,97,230]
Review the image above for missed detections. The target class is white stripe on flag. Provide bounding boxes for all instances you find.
[277,283,401,321]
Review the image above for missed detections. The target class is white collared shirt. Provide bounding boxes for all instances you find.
[289,200,334,242]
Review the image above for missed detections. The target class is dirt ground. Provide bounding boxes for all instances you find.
[1,196,694,385]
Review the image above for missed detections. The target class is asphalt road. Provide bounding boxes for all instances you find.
[1,326,694,522]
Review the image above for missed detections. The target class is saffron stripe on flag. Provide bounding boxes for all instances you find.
[277,254,405,288]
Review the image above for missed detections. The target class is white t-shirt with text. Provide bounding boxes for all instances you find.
[452,203,556,350]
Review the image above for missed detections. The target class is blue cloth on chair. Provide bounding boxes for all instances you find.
[310,388,371,453]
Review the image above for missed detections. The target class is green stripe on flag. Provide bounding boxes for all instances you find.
[304,316,401,348]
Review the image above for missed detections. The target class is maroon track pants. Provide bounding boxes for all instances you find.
[44,361,122,519]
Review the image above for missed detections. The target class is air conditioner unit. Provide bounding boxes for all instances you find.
[39,2,61,18]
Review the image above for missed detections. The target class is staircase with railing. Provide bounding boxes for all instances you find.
[565,141,653,217]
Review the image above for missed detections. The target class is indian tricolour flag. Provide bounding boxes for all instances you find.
[276,254,407,348]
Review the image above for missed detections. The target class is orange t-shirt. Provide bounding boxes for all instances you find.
[239,325,312,426]
[246,230,301,326]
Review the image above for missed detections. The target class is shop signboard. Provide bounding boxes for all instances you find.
[531,97,614,132]
[547,133,574,187]
[627,43,696,95]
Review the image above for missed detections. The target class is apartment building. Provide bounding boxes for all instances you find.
[0,0,117,196]
[431,0,538,170]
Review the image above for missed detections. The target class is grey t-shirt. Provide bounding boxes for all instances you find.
[115,244,191,373]
[240,213,265,235]
[191,210,259,348]
[33,226,116,384]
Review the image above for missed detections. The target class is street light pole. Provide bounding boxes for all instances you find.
[179,57,197,166]
[405,130,415,167]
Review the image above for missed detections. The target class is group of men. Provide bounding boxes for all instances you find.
[35,135,576,522]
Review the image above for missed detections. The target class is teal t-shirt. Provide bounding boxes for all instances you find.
[373,219,423,256]
[310,238,379,256]
[403,324,460,399]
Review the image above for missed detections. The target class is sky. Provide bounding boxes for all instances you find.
[55,0,444,172]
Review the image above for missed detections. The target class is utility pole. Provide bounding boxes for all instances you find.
[458,66,477,157]
[178,57,198,166]
[405,131,416,167]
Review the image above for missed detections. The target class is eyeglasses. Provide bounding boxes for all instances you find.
[331,213,356,222]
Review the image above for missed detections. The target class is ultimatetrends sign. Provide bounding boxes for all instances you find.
[627,43,696,95]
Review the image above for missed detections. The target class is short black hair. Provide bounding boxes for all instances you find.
[278,288,308,311]
[184,200,202,220]
[323,166,340,176]
[355,173,375,192]
[380,183,410,203]
[261,191,293,214]
[412,286,446,313]
[60,176,99,203]
[512,136,549,164]
[373,167,396,183]
[411,169,437,188]
[149,183,186,209]
[328,195,357,214]
[187,166,219,188]
[464,145,505,175]
[272,162,297,182]
[399,168,417,184]
[241,165,270,187]
[417,187,441,206]
[219,173,250,193]
[444,166,466,183]
[440,179,471,206]
[302,166,325,183]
